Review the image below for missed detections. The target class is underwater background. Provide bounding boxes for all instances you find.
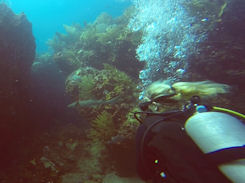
[0,0,244,182]
[8,0,131,53]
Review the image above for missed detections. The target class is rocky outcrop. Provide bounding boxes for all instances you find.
[0,3,36,166]
[188,0,245,112]
[0,3,35,119]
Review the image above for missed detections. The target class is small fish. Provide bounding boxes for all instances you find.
[201,18,208,22]
[67,96,120,108]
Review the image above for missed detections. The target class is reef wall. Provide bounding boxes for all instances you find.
[48,8,143,79]
[188,0,245,112]
[45,8,142,182]
[0,3,36,166]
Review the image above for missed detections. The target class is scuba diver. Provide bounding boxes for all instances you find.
[134,80,245,183]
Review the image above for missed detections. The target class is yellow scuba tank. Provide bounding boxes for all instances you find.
[185,111,245,183]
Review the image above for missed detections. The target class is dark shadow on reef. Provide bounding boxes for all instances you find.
[0,3,83,174]
[188,0,245,112]
[30,55,83,129]
[0,2,36,169]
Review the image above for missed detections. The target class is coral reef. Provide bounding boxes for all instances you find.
[48,7,143,79]
[65,64,138,120]
[64,62,140,182]
[49,11,146,178]
[50,12,144,178]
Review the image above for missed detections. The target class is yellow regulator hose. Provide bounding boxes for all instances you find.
[213,106,245,119]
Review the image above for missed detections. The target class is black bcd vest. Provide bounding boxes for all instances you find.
[136,115,234,183]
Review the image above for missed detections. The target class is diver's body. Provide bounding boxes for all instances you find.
[135,95,245,183]
[136,114,231,183]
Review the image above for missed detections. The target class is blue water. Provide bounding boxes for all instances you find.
[8,0,131,53]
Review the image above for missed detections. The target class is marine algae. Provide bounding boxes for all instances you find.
[88,111,116,142]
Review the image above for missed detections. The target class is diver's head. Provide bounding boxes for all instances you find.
[140,80,231,113]
[144,80,176,102]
